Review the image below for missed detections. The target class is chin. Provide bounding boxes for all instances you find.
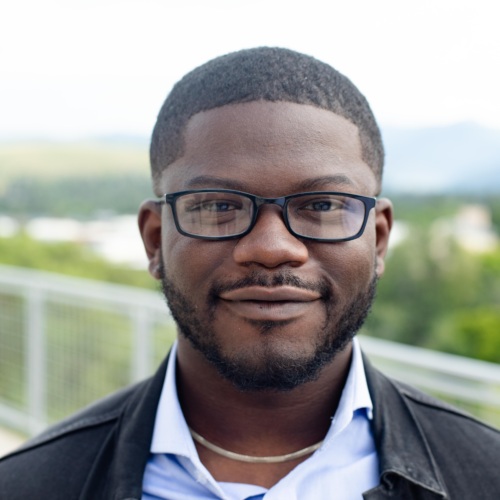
[159,260,377,391]
[203,333,350,392]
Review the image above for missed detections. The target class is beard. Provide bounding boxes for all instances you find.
[159,258,377,392]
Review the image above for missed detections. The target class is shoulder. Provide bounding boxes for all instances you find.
[0,353,169,499]
[370,359,500,444]
[16,379,145,452]
[393,377,500,451]
[0,380,147,499]
[364,352,499,440]
[366,359,500,498]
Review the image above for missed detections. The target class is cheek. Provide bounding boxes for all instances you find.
[314,238,377,294]
[161,225,232,291]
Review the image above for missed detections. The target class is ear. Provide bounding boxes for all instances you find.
[138,200,163,280]
[374,197,393,278]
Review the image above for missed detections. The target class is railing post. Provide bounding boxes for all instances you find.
[132,306,152,382]
[25,286,47,435]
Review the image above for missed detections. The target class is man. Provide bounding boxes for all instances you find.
[1,47,499,499]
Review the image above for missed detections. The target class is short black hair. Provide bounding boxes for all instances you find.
[150,47,384,192]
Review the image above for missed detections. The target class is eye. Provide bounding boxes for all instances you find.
[301,199,344,211]
[185,196,244,213]
[199,200,239,212]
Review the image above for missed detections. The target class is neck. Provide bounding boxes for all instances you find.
[176,338,353,456]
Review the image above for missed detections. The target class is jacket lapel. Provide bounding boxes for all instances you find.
[362,353,448,499]
[81,353,171,499]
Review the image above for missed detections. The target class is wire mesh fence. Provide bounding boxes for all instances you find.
[0,265,176,435]
[0,264,499,439]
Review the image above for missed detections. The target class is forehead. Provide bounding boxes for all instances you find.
[160,101,377,196]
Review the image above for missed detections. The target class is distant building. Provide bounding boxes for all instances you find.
[0,216,19,238]
[22,215,148,269]
[431,204,498,255]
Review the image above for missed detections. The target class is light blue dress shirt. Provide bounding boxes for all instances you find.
[142,338,379,499]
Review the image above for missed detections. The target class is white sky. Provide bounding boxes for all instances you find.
[1,0,500,139]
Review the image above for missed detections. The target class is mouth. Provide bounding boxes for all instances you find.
[218,286,321,322]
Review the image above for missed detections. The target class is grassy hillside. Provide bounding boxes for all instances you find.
[0,141,152,217]
[0,141,149,181]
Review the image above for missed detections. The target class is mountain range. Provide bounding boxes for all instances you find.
[381,122,500,193]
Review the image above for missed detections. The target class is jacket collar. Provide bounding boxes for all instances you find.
[363,353,448,499]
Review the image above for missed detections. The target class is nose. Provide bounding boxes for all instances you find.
[233,205,309,268]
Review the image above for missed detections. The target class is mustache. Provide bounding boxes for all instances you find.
[209,270,332,299]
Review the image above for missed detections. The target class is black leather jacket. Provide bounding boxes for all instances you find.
[1,353,499,499]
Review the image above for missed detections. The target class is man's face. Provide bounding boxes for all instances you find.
[141,101,392,391]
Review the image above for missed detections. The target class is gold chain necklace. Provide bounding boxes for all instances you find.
[189,427,324,464]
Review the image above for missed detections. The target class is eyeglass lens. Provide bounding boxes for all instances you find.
[174,191,367,240]
[176,191,252,237]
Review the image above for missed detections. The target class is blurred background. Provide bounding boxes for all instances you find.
[1,0,499,453]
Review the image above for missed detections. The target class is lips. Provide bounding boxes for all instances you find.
[219,286,321,302]
[218,286,321,322]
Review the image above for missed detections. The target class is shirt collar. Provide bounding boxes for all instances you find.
[150,341,196,456]
[321,337,373,447]
[150,337,373,455]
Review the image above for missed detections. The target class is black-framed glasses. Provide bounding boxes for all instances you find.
[157,189,376,242]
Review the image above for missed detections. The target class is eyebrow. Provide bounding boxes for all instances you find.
[185,174,354,192]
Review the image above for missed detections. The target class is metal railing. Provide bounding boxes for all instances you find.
[1,264,499,438]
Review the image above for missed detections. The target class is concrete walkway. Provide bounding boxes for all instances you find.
[0,427,26,458]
